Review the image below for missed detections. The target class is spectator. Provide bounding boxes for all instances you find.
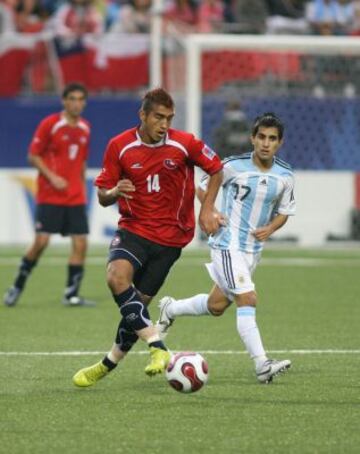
[350,0,360,34]
[306,0,354,35]
[110,0,151,33]
[197,0,224,33]
[52,0,104,37]
[265,0,309,34]
[16,0,45,32]
[228,0,268,34]
[0,0,18,33]
[39,0,65,16]
[165,0,197,32]
[222,0,235,23]
[105,0,126,30]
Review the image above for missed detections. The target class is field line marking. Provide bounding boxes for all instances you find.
[0,257,360,267]
[1,349,360,356]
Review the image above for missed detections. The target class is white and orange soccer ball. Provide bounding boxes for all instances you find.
[165,352,209,393]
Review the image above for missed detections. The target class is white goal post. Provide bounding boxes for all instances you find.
[183,34,360,137]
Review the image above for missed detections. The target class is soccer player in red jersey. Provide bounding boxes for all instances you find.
[3,83,94,308]
[73,88,224,385]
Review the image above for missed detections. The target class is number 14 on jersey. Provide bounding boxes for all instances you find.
[146,174,160,193]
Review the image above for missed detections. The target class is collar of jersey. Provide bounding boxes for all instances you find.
[136,130,167,147]
[251,151,275,173]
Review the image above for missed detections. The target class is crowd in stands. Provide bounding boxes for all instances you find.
[0,0,360,37]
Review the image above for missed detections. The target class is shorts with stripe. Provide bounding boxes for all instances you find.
[205,248,260,300]
[108,229,182,297]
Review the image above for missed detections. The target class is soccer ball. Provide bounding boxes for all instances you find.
[165,352,209,393]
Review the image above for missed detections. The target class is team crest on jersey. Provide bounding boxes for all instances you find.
[201,145,215,160]
[111,235,121,247]
[163,159,178,170]
[61,134,69,141]
[80,136,87,144]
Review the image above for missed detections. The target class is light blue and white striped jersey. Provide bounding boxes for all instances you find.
[201,152,296,254]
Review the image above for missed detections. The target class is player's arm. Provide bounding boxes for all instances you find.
[187,136,224,235]
[28,154,68,191]
[199,169,224,235]
[252,214,288,242]
[253,173,296,241]
[97,179,135,207]
[197,175,226,229]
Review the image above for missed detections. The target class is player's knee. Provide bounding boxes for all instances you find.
[208,300,228,317]
[209,307,226,317]
[106,267,130,293]
[236,291,257,307]
[106,272,127,292]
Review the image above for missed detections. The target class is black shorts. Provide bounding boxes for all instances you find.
[35,204,89,236]
[108,229,182,297]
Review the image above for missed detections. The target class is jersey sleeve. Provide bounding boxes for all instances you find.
[197,159,234,192]
[187,135,223,175]
[277,174,296,216]
[29,118,52,156]
[94,139,122,189]
[222,161,238,185]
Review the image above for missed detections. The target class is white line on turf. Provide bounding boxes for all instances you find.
[0,349,360,356]
[0,257,360,266]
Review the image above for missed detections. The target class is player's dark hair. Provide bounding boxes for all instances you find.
[252,112,284,140]
[62,83,88,99]
[141,88,174,114]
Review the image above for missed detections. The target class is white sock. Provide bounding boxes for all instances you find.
[167,294,210,318]
[236,306,267,368]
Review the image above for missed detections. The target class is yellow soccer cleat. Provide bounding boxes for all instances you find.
[73,361,109,387]
[144,347,171,376]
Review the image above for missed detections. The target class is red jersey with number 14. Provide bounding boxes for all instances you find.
[95,127,223,248]
[29,113,90,205]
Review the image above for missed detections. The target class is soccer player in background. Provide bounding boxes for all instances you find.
[72,88,224,386]
[157,112,296,384]
[3,82,94,307]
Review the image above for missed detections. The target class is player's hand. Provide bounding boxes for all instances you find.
[50,174,68,191]
[199,206,226,236]
[252,225,273,242]
[112,179,135,199]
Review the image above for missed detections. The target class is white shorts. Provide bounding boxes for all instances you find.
[205,248,260,300]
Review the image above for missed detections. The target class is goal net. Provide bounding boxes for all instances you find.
[163,34,360,244]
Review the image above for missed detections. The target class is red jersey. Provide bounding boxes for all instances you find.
[29,113,90,206]
[95,127,223,248]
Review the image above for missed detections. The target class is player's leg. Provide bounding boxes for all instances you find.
[3,233,50,306]
[3,204,55,306]
[62,234,95,306]
[234,291,291,383]
[73,257,143,386]
[62,205,94,306]
[132,241,182,375]
[73,230,176,386]
[156,285,231,338]
[156,249,234,337]
[229,250,291,383]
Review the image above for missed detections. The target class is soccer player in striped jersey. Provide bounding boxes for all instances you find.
[157,112,296,384]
